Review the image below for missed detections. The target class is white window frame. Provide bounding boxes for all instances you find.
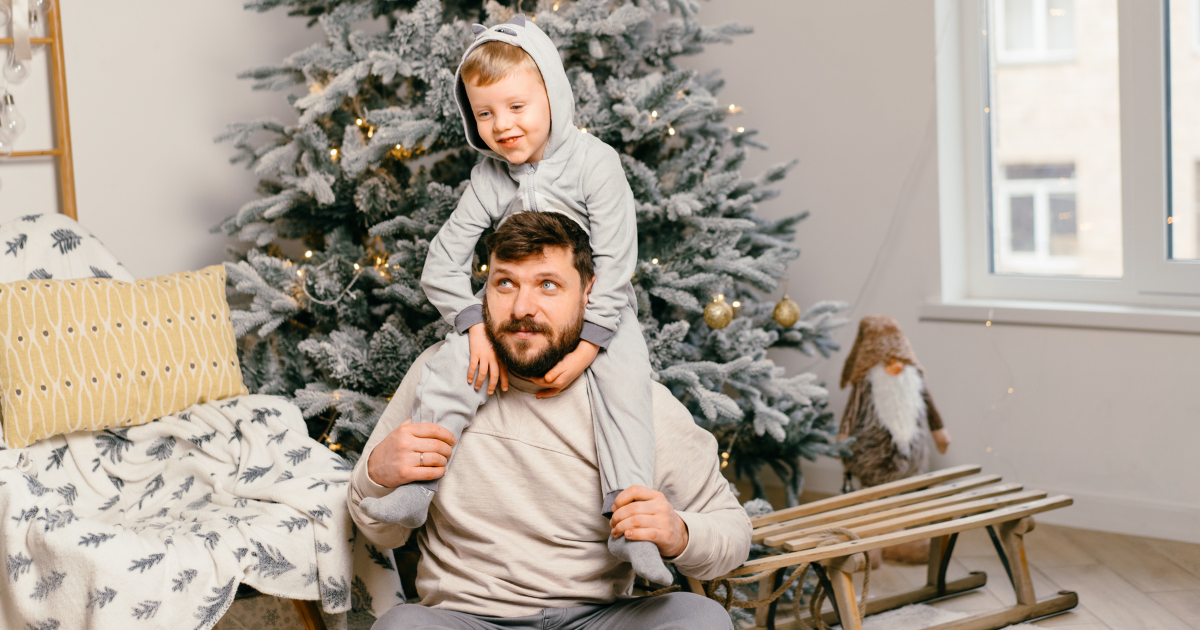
[995,176,1080,275]
[1192,0,1200,53]
[935,0,1200,312]
[994,0,1077,65]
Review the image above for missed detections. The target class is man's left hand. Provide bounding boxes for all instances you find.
[609,486,689,558]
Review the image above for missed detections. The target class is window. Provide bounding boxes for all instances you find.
[1170,0,1200,260]
[936,0,1200,308]
[988,0,1121,279]
[995,164,1080,275]
[996,0,1076,64]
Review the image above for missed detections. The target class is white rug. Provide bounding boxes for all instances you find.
[828,604,1042,629]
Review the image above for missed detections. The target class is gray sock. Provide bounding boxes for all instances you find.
[359,481,436,529]
[609,534,674,586]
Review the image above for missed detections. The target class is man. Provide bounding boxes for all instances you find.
[348,212,751,629]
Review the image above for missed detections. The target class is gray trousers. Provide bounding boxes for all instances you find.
[411,305,655,513]
[371,593,733,630]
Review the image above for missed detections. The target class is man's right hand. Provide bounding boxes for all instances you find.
[366,418,457,488]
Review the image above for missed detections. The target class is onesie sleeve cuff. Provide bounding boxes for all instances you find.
[581,321,615,349]
[454,304,485,334]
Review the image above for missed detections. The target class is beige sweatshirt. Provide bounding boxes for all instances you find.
[347,345,751,617]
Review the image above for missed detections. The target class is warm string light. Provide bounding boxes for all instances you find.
[305,250,313,258]
[330,148,339,159]
[553,1,560,9]
[296,258,367,306]
[650,110,658,119]
[736,127,745,133]
[668,127,675,136]
[981,308,1018,459]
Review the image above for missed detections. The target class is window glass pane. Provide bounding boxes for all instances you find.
[1047,0,1076,50]
[1049,193,1078,255]
[1011,195,1037,251]
[1168,0,1200,260]
[1005,0,1036,51]
[989,0,1123,277]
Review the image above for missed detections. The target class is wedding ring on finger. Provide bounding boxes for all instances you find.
[419,452,425,466]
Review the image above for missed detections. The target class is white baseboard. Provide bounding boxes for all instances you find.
[785,459,1200,545]
[1028,486,1200,545]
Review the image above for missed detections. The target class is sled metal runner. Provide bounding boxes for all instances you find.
[687,465,1078,630]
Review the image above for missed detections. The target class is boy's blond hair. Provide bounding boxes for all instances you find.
[461,41,543,87]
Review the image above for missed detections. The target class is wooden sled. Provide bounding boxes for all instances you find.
[686,465,1077,630]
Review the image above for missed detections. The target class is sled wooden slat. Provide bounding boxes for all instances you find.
[754,474,1001,543]
[731,494,1071,577]
[778,490,1048,552]
[750,464,982,528]
[761,482,1023,548]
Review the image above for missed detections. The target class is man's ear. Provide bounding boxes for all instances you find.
[583,276,596,302]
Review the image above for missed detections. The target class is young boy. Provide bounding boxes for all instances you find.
[358,15,672,584]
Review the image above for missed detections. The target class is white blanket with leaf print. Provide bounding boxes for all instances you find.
[0,394,402,630]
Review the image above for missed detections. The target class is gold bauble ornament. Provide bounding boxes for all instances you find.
[773,295,801,327]
[704,295,734,329]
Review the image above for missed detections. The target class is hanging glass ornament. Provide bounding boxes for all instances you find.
[773,294,801,327]
[31,0,53,14]
[1,94,26,139]
[703,294,734,329]
[0,133,14,157]
[4,54,32,85]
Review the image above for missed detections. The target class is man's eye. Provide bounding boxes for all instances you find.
[498,279,513,288]
[541,281,556,290]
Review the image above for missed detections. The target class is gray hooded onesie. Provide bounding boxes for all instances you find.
[358,14,668,585]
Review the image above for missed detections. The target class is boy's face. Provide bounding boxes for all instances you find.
[465,69,552,164]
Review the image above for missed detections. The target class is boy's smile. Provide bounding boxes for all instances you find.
[465,68,552,164]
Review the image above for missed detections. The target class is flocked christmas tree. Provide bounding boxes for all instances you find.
[218,0,848,508]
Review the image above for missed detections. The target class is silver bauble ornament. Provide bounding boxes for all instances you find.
[773,295,801,327]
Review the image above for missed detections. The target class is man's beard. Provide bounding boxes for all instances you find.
[483,297,584,379]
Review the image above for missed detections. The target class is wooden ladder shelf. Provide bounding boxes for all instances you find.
[0,3,77,219]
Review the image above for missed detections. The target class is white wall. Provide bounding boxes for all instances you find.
[5,2,1196,542]
[0,2,317,278]
[682,0,1200,544]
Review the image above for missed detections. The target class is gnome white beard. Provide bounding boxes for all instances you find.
[866,363,927,458]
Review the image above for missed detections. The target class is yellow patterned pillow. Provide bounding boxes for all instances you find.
[0,265,248,448]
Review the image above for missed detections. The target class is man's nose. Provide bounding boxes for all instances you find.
[511,285,539,320]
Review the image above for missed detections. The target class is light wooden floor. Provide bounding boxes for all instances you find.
[856,524,1200,629]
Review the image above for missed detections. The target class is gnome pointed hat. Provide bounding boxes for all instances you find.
[840,315,922,389]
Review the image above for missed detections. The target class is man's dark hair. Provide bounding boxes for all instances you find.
[484,212,594,285]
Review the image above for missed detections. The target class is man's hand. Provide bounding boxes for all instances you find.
[530,340,599,399]
[366,418,456,488]
[609,486,689,559]
[468,323,508,395]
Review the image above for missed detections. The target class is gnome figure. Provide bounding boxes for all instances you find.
[838,315,950,489]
